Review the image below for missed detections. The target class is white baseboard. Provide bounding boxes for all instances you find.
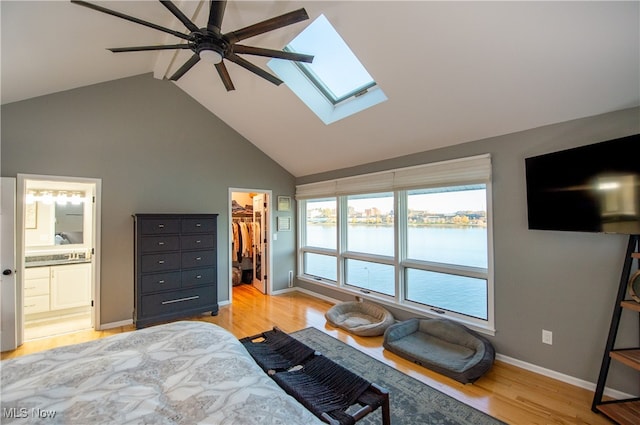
[98,319,132,330]
[294,286,341,304]
[270,287,297,296]
[496,354,634,400]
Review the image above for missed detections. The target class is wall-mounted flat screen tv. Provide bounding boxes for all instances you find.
[525,134,640,235]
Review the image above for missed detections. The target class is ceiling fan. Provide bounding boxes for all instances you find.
[71,0,314,91]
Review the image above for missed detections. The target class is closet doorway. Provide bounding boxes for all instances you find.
[230,190,270,295]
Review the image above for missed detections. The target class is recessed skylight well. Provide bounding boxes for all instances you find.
[268,14,387,125]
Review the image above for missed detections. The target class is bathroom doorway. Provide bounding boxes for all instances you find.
[18,174,101,342]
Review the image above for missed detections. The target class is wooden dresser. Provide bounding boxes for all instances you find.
[133,213,218,328]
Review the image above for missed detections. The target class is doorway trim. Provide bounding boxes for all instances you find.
[228,188,272,300]
[17,174,102,343]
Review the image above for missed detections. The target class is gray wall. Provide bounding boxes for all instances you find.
[1,73,297,324]
[296,107,640,393]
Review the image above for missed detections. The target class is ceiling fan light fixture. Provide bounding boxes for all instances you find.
[198,45,223,64]
[200,49,223,64]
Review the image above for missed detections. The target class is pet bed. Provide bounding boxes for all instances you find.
[325,301,395,336]
[383,318,494,383]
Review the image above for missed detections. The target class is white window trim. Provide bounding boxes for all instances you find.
[296,154,495,335]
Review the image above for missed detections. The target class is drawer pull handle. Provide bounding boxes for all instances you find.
[25,304,36,308]
[158,280,165,284]
[196,240,202,244]
[196,223,202,227]
[162,295,199,305]
[196,275,202,279]
[158,242,165,246]
[195,257,202,261]
[158,224,165,228]
[158,260,165,264]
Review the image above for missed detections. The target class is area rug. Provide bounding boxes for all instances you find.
[290,327,506,425]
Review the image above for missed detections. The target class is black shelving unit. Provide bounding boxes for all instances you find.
[592,235,640,424]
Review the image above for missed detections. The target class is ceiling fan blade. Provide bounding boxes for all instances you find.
[71,1,191,41]
[225,8,309,43]
[159,0,199,33]
[169,54,201,81]
[226,53,283,86]
[207,1,227,33]
[108,44,191,53]
[233,45,313,63]
[215,62,235,91]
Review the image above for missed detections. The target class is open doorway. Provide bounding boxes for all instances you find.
[18,175,100,342]
[229,189,270,296]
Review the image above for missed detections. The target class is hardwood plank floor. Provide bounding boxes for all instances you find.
[1,284,614,425]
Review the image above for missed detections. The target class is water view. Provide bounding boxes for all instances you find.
[303,187,489,319]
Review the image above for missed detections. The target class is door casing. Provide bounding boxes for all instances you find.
[229,188,272,300]
[17,174,102,342]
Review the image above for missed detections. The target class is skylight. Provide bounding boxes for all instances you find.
[268,14,387,125]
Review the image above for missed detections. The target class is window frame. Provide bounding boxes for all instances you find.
[296,155,495,334]
[285,46,378,105]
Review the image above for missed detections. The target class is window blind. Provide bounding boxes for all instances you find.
[296,154,491,199]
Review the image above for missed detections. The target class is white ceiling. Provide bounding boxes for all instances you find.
[2,1,639,177]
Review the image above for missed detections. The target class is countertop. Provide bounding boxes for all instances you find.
[24,254,91,268]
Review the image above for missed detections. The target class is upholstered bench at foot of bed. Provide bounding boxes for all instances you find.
[382,318,495,384]
[325,301,395,337]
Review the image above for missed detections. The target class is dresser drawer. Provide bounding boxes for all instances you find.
[139,287,215,318]
[181,234,215,250]
[181,218,217,234]
[138,219,181,235]
[139,235,180,253]
[140,271,181,294]
[24,295,50,314]
[182,268,216,288]
[181,251,215,269]
[140,252,181,273]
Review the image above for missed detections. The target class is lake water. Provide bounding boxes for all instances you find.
[305,224,488,319]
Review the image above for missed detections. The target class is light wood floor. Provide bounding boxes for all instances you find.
[2,284,614,425]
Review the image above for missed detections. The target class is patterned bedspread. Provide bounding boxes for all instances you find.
[1,321,325,425]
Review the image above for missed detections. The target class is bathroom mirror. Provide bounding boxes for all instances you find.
[25,189,91,249]
[54,202,84,244]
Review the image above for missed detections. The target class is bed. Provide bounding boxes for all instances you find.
[0,321,326,424]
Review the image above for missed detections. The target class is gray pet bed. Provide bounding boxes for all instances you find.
[325,301,395,337]
[383,318,494,383]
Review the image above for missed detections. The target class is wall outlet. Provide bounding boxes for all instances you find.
[542,329,553,345]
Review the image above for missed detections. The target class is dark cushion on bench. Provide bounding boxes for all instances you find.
[383,318,494,383]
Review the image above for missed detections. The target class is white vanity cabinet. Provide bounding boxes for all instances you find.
[50,263,91,310]
[24,263,91,314]
[23,267,51,314]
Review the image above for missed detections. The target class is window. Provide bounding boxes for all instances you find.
[296,155,494,332]
[285,15,376,105]
[346,193,394,256]
[404,185,488,320]
[300,198,337,281]
[268,15,387,124]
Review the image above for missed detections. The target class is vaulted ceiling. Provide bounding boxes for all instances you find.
[2,1,638,177]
